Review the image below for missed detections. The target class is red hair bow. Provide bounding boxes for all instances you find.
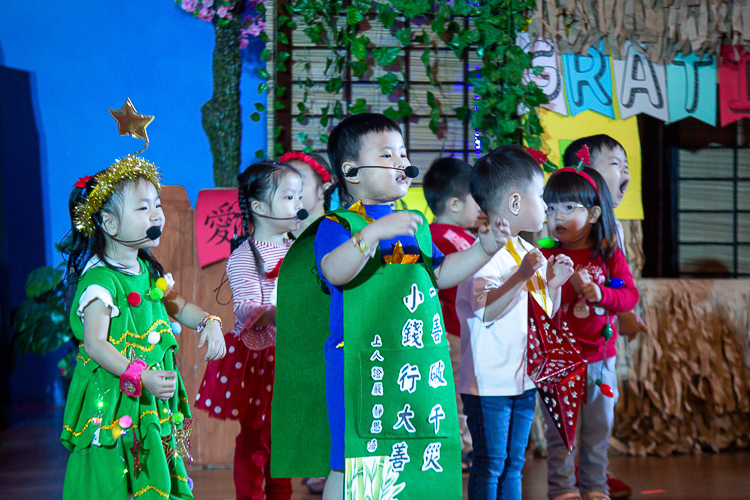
[75,175,94,188]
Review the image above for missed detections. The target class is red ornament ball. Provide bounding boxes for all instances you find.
[600,383,614,398]
[127,292,141,307]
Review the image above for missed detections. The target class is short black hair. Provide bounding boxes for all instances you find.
[470,144,543,214]
[562,135,626,168]
[327,113,402,205]
[423,157,473,216]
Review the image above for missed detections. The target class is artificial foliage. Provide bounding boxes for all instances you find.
[175,0,269,186]
[12,261,73,367]
[265,0,548,153]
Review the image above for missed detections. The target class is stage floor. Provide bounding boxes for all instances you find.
[2,406,749,499]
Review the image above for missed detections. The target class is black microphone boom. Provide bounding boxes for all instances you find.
[110,225,162,245]
[345,165,419,178]
[250,209,309,221]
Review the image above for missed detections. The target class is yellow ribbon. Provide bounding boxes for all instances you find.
[384,241,420,264]
[505,238,550,315]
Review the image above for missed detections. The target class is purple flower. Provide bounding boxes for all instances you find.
[181,0,198,13]
[197,6,214,20]
[217,5,233,19]
[239,38,249,49]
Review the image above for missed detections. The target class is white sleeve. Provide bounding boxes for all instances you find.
[77,285,120,319]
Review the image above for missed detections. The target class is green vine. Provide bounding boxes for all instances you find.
[263,0,548,155]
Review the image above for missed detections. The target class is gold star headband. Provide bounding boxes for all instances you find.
[73,100,162,237]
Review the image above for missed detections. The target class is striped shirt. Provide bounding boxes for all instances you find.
[227,239,291,350]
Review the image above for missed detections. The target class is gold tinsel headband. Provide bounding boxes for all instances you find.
[73,99,161,238]
[73,156,162,237]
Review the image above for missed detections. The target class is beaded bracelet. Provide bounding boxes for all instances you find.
[196,314,222,333]
[352,231,377,258]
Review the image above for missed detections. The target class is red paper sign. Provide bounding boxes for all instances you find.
[528,295,587,453]
[195,188,242,267]
[719,45,750,127]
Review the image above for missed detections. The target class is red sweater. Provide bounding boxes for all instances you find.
[541,246,638,362]
[430,223,476,336]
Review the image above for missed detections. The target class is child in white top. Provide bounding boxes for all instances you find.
[455,145,574,500]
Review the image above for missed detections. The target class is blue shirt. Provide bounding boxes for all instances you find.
[314,204,445,367]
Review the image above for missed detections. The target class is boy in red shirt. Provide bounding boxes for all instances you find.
[423,157,482,470]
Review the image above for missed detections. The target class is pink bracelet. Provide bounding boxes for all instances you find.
[120,360,148,397]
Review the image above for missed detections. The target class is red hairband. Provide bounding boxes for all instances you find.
[279,152,331,183]
[553,167,599,196]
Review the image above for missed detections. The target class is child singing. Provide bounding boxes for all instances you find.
[61,156,226,500]
[195,160,304,500]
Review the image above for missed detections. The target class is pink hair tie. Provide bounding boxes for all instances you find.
[553,167,599,196]
[279,152,331,184]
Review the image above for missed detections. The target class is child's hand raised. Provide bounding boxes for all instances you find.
[142,370,177,400]
[366,211,423,241]
[518,248,545,281]
[198,321,227,361]
[478,219,511,256]
[547,254,575,289]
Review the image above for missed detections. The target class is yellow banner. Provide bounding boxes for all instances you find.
[539,108,643,220]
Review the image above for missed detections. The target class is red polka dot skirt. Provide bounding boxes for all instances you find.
[194,330,276,429]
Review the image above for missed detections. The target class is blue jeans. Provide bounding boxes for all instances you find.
[544,357,619,499]
[463,389,537,500]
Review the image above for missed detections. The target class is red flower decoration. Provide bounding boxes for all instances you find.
[575,145,591,166]
[600,383,614,398]
[127,292,142,307]
[523,146,548,166]
[75,175,94,188]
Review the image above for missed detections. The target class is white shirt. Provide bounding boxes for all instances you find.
[456,235,550,397]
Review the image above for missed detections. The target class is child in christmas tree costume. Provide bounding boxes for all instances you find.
[271,113,512,500]
[60,101,226,500]
[195,160,304,500]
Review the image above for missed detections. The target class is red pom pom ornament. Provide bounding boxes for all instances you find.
[127,292,141,307]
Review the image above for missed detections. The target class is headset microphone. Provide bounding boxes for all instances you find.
[110,225,162,245]
[345,165,419,178]
[251,209,309,221]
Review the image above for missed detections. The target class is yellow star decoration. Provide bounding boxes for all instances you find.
[109,98,154,144]
[384,241,420,264]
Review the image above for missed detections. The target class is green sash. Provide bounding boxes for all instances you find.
[272,207,461,500]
